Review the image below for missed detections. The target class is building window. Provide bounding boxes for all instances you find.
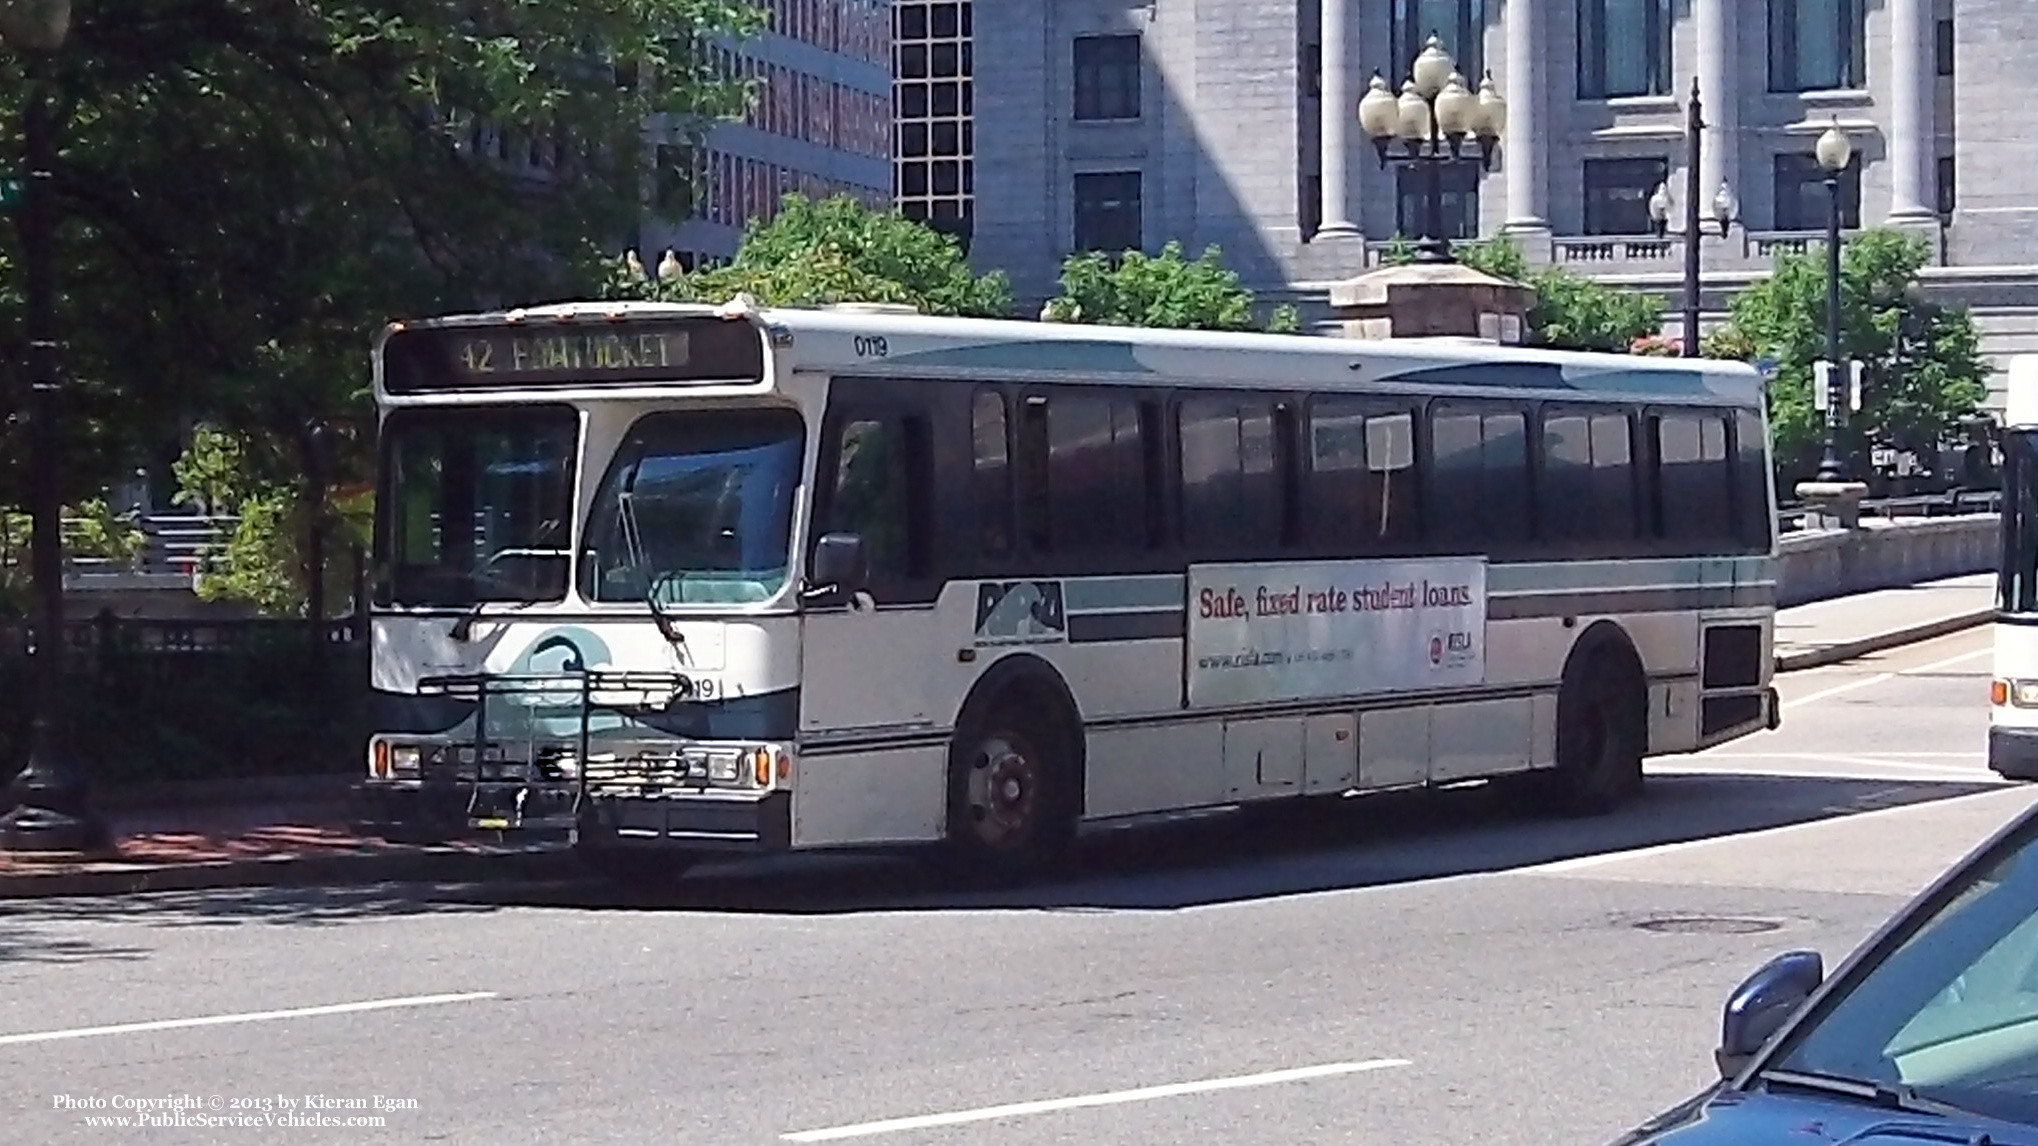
[895,1,975,247]
[1073,35,1141,121]
[1074,171,1142,253]
[1768,0,1865,92]
[1936,18,1954,76]
[1577,0,1672,98]
[1773,152,1861,231]
[1582,157,1668,236]
[1391,0,1484,80]
[1937,155,1956,216]
[1395,165,1480,241]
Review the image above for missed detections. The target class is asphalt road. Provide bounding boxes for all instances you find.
[2,626,2030,1146]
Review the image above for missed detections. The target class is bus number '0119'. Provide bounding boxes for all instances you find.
[853,336,888,358]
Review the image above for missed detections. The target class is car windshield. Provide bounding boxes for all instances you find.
[374,406,578,607]
[579,408,804,607]
[1770,815,2038,1124]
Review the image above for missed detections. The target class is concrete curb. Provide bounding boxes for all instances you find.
[1775,607,1997,673]
[0,844,580,900]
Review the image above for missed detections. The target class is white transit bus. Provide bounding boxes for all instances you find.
[354,297,1782,880]
[1993,356,2038,778]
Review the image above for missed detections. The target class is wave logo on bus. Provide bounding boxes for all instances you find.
[491,628,625,737]
[973,581,1068,647]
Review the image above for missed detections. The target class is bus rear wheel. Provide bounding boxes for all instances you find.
[945,700,1078,881]
[1544,653,1646,815]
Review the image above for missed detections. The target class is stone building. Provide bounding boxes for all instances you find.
[894,0,2038,408]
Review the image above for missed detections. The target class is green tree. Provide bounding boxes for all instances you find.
[1043,241,1300,333]
[610,193,1013,316]
[0,0,763,609]
[1707,229,1989,480]
[169,427,373,617]
[0,499,145,618]
[1383,236,1664,352]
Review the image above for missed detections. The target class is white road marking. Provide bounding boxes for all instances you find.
[1781,646,1992,711]
[1698,752,1984,760]
[0,991,498,1047]
[781,1058,1412,1142]
[1659,760,2005,783]
[1520,787,2024,875]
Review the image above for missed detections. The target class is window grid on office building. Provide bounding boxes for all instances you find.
[894,1,975,246]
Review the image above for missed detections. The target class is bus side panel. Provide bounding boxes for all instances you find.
[789,745,948,848]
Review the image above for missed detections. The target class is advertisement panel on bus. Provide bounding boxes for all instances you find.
[1185,557,1489,706]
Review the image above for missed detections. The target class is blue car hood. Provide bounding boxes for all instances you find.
[1614,1084,2038,1146]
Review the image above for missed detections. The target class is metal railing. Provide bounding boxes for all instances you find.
[1776,489,2002,534]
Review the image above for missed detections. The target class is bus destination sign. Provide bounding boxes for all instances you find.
[382,318,766,393]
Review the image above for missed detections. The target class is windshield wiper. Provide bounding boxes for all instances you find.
[1758,1068,1978,1120]
[447,575,488,642]
[616,465,686,653]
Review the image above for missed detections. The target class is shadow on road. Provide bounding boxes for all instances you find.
[9,768,2009,939]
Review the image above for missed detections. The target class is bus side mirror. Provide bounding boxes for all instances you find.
[811,533,868,596]
[1715,950,1823,1080]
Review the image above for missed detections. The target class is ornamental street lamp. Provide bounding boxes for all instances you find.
[1813,116,1855,484]
[1357,34,1506,265]
[1645,78,1741,357]
[0,0,107,854]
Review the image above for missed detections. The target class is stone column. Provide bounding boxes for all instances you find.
[1501,0,1547,232]
[1695,0,1737,210]
[1886,0,1936,223]
[1319,0,1361,237]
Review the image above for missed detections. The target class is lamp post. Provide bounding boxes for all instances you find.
[1357,34,1506,265]
[1646,79,1740,358]
[0,0,105,854]
[1813,117,1854,484]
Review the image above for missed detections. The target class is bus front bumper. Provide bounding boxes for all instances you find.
[353,781,793,852]
[1991,726,2038,780]
[574,791,792,853]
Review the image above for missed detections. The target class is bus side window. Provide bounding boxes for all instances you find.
[1654,411,1732,544]
[826,416,929,587]
[1429,402,1530,550]
[1731,408,1772,550]
[1180,395,1281,554]
[972,391,1013,559]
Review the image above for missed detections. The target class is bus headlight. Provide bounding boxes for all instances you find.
[390,746,423,777]
[2014,680,2038,708]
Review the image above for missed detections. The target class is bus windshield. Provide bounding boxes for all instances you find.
[374,405,579,608]
[2003,430,2038,614]
[579,408,805,607]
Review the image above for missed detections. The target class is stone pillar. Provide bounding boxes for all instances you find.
[1501,0,1547,233]
[1886,0,1936,224]
[1327,263,1536,342]
[1318,0,1361,238]
[1695,0,1738,209]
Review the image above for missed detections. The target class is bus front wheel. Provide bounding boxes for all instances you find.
[1544,651,1647,815]
[944,698,1079,881]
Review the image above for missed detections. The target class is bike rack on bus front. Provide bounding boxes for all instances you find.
[413,670,691,832]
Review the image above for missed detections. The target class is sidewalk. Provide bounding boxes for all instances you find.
[0,573,2001,899]
[1772,572,1996,672]
[0,798,572,898]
